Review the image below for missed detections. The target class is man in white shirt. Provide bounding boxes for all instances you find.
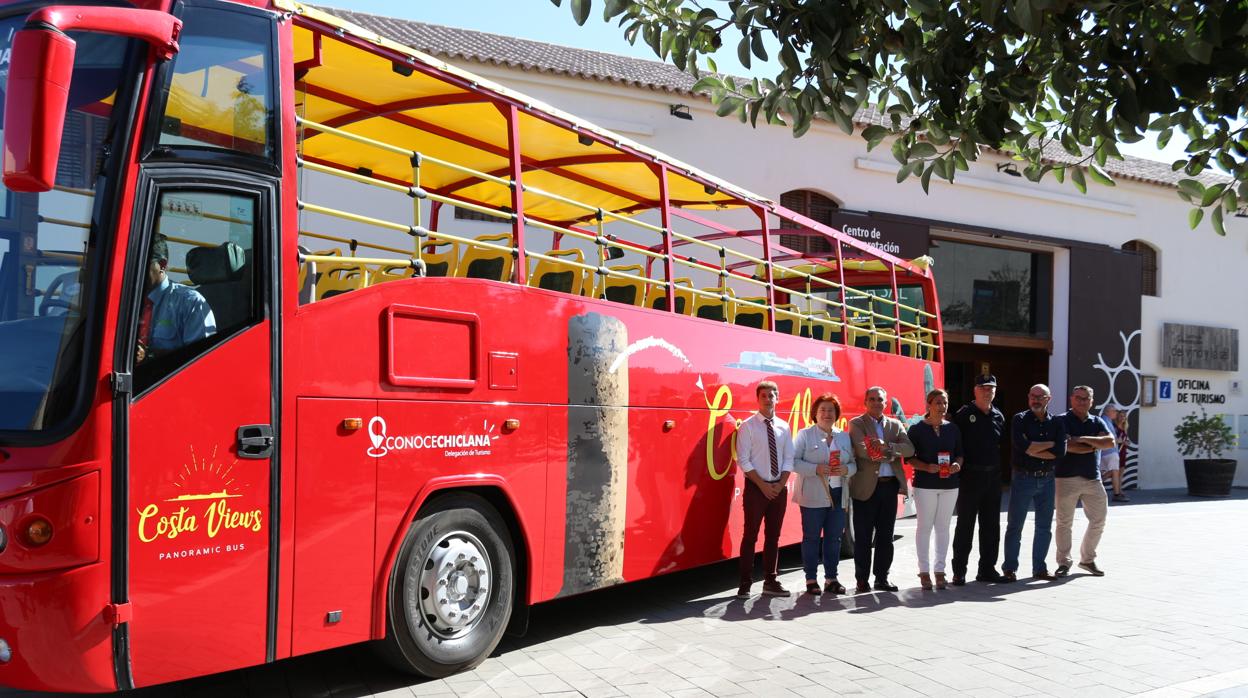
[735,380,795,599]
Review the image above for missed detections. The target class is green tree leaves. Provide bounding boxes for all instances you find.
[553,0,1246,233]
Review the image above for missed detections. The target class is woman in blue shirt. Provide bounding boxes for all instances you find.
[792,393,856,595]
[907,389,963,590]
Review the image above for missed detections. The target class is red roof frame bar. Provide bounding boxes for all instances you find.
[440,153,641,194]
[314,92,492,132]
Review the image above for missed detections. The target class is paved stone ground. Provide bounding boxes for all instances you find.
[8,488,1248,698]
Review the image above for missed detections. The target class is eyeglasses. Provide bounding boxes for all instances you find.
[1028,393,1050,400]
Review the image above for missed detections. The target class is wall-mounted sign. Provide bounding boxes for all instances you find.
[1158,379,1173,402]
[1162,323,1239,371]
[1172,378,1228,405]
[826,211,929,261]
[1142,375,1157,406]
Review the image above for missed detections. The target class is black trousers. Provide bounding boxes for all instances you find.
[739,478,788,584]
[951,468,1002,577]
[853,477,900,582]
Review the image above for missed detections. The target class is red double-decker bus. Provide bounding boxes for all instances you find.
[0,0,942,692]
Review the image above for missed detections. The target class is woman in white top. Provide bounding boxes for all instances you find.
[792,393,857,595]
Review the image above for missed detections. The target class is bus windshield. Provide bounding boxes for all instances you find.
[0,17,132,433]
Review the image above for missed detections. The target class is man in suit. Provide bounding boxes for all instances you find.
[849,386,915,592]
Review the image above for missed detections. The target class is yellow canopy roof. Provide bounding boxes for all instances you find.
[276,0,763,224]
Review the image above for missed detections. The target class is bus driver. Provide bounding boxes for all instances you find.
[136,233,216,363]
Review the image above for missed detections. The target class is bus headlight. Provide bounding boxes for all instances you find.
[23,518,53,547]
[0,525,7,553]
[0,638,10,663]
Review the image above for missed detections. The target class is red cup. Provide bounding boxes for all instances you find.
[938,451,951,478]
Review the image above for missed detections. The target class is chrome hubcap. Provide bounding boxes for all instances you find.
[416,532,491,638]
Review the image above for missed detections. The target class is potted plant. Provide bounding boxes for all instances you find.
[1173,409,1238,497]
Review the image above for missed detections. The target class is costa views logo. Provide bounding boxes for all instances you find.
[135,446,263,561]
[367,416,499,458]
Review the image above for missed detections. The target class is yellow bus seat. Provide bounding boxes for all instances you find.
[530,248,585,295]
[298,246,340,292]
[773,303,802,336]
[902,327,934,359]
[316,261,368,300]
[421,238,460,277]
[803,311,844,343]
[733,296,768,329]
[596,264,648,306]
[873,326,897,354]
[693,286,735,323]
[900,333,919,358]
[650,277,694,314]
[369,262,415,286]
[458,233,513,281]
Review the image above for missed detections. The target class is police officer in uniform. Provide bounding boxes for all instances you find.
[950,374,1007,585]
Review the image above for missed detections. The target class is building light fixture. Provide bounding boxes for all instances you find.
[669,104,693,121]
[577,133,594,147]
[996,163,1022,177]
[1235,206,1248,219]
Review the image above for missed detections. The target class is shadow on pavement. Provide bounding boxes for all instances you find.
[12,487,1242,698]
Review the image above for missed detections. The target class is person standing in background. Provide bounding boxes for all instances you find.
[734,381,795,599]
[907,389,963,590]
[1102,406,1131,503]
[950,374,1007,586]
[849,387,916,593]
[1004,384,1066,582]
[792,393,856,595]
[1055,386,1115,578]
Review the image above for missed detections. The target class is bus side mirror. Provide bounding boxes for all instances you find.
[2,5,183,193]
[3,27,78,193]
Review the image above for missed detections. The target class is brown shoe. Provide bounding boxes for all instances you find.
[1033,570,1056,581]
[1000,571,1017,583]
[935,573,947,590]
[824,579,846,595]
[855,580,871,593]
[918,573,933,590]
[1078,561,1105,577]
[761,580,791,597]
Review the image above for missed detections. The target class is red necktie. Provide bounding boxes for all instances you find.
[765,418,779,480]
[138,298,154,345]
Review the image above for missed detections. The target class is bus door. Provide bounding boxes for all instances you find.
[121,178,278,687]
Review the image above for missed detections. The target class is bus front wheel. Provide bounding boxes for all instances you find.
[380,493,515,678]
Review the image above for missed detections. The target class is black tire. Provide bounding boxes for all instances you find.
[379,493,515,678]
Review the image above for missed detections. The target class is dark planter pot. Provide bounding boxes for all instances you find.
[1184,458,1238,497]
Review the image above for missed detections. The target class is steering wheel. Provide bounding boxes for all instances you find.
[39,271,80,316]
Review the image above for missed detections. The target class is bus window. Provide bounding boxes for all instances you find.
[0,20,134,434]
[150,5,276,160]
[132,189,260,393]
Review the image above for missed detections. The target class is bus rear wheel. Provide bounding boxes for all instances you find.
[380,493,515,678]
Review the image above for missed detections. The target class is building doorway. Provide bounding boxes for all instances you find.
[944,342,1049,417]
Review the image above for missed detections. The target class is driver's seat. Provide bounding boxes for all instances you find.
[186,242,249,332]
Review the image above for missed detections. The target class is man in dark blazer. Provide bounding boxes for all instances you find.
[849,386,915,592]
